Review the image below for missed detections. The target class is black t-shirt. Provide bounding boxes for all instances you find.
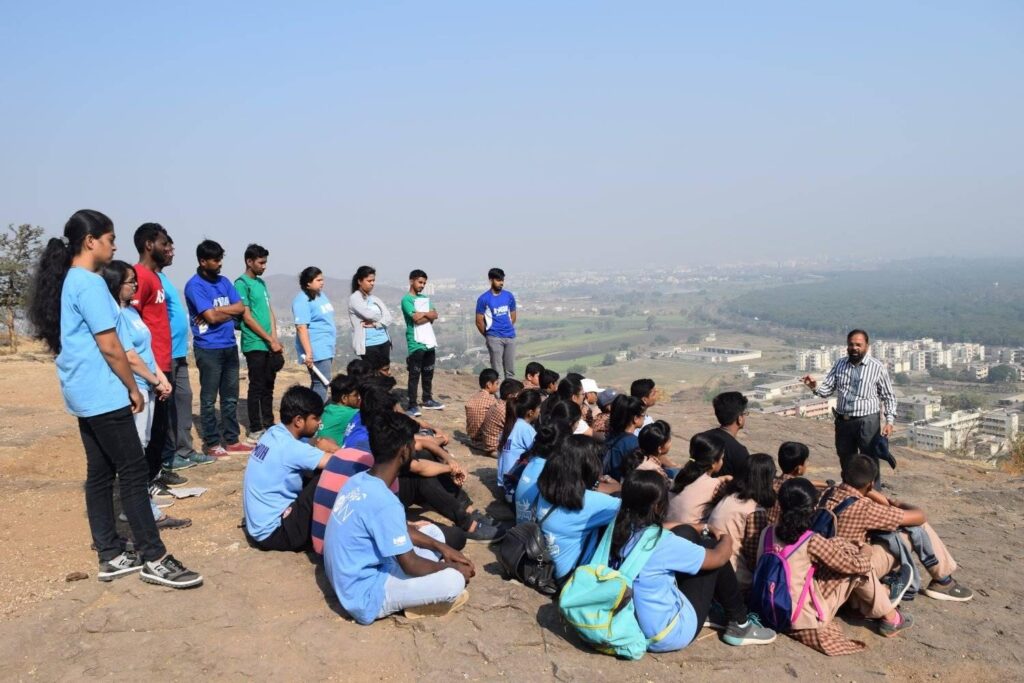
[696,427,750,480]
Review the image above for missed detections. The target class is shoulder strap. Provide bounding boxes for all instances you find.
[617,526,662,582]
[589,518,616,567]
[833,496,858,516]
[780,530,815,559]
[534,496,557,525]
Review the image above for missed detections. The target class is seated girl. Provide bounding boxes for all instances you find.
[620,420,679,480]
[602,395,646,480]
[513,418,569,524]
[610,470,776,652]
[497,389,543,495]
[666,432,731,525]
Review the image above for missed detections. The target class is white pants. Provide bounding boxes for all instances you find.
[376,524,466,619]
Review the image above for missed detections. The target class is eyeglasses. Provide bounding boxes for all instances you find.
[122,280,138,288]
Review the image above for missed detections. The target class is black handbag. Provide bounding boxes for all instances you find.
[497,504,559,596]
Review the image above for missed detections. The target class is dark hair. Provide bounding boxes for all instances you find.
[842,455,878,489]
[100,260,135,303]
[556,376,583,403]
[358,380,398,419]
[776,477,820,543]
[478,368,500,388]
[133,222,165,255]
[538,396,580,433]
[524,361,545,378]
[500,388,543,449]
[609,395,645,435]
[778,441,810,475]
[366,352,390,372]
[847,328,870,344]
[196,239,224,262]
[299,266,322,301]
[565,372,584,383]
[537,434,603,511]
[328,373,358,404]
[409,269,427,280]
[498,378,524,400]
[29,209,115,354]
[630,378,656,400]
[671,431,726,494]
[346,358,373,380]
[524,420,567,463]
[611,470,668,562]
[351,265,376,293]
[366,411,419,465]
[539,369,560,389]
[712,391,749,427]
[280,385,325,423]
[488,267,505,280]
[244,243,269,261]
[622,420,673,480]
[705,452,777,516]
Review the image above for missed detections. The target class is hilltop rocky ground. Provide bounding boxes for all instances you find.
[0,354,1021,681]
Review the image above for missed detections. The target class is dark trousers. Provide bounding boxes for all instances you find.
[244,350,278,433]
[145,393,170,478]
[253,472,321,551]
[360,341,392,371]
[398,468,473,530]
[406,348,436,406]
[835,412,881,484]
[672,525,747,639]
[194,345,241,448]
[80,407,167,562]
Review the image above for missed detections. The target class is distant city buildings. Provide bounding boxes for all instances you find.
[676,345,763,364]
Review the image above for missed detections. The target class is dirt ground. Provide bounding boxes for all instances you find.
[1,355,1021,682]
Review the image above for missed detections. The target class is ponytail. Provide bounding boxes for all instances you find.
[499,388,542,450]
[670,431,725,494]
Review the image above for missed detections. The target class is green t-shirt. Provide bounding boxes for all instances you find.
[318,403,358,444]
[234,274,272,353]
[401,293,436,354]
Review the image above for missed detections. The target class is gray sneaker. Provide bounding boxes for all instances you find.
[882,563,913,604]
[922,578,974,602]
[422,399,445,410]
[723,613,777,646]
[140,555,203,589]
[879,610,915,637]
[98,551,144,582]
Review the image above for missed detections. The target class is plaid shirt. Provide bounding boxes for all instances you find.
[591,411,610,436]
[480,400,508,454]
[820,483,902,544]
[465,390,497,442]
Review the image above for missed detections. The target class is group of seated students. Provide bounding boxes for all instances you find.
[240,359,974,657]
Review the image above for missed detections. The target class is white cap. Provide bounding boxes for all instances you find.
[581,378,604,394]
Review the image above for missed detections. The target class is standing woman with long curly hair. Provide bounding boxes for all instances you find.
[29,209,202,589]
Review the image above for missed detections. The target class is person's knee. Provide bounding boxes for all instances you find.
[438,568,467,601]
[419,523,446,544]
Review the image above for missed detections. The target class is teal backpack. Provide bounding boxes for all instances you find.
[558,522,664,660]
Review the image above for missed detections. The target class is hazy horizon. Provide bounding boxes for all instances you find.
[3,2,1022,281]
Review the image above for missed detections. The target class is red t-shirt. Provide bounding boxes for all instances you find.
[131,263,172,371]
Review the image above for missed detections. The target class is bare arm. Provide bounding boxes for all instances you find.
[475,313,486,336]
[296,325,313,367]
[199,301,245,325]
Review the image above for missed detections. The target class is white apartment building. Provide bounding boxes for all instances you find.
[908,410,980,452]
[979,409,1021,440]
[752,377,807,401]
[896,394,942,423]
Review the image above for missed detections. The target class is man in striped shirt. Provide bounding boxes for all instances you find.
[802,329,897,480]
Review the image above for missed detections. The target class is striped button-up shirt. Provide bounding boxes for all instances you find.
[814,355,897,424]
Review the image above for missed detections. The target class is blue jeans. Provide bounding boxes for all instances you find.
[308,358,333,403]
[194,345,241,448]
[376,524,466,619]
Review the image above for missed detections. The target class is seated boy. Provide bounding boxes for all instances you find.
[480,379,524,456]
[465,368,499,447]
[242,385,332,551]
[630,378,657,433]
[538,368,559,395]
[820,455,973,603]
[590,388,617,438]
[523,361,544,390]
[775,441,833,492]
[323,411,475,624]
[319,374,361,445]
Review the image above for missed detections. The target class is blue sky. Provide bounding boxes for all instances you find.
[2,1,1021,285]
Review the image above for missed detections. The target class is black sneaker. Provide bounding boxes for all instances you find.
[155,515,192,530]
[158,470,189,488]
[140,555,203,589]
[98,551,144,582]
[470,510,499,527]
[149,481,174,499]
[465,522,506,544]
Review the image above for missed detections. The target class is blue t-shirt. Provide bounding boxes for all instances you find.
[242,424,325,541]
[115,306,157,393]
[514,456,547,524]
[603,432,639,481]
[498,418,536,484]
[292,292,337,362]
[184,273,241,350]
[537,491,621,579]
[342,412,369,452]
[475,290,516,338]
[323,471,413,625]
[619,529,706,652]
[55,268,130,418]
[158,272,189,359]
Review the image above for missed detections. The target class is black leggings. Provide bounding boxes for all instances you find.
[253,472,322,551]
[673,525,747,640]
[398,471,473,530]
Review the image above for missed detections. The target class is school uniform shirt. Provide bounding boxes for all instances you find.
[621,529,706,652]
[465,389,497,442]
[498,418,536,483]
[475,289,516,338]
[707,493,760,589]
[323,471,413,625]
[603,432,639,481]
[242,424,324,541]
[318,403,358,445]
[131,263,172,371]
[184,273,242,350]
[696,428,750,480]
[667,473,721,525]
[537,491,621,579]
[158,272,190,359]
[819,483,903,544]
[480,400,508,453]
[513,456,547,524]
[56,268,130,417]
[292,292,337,362]
[115,306,158,393]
